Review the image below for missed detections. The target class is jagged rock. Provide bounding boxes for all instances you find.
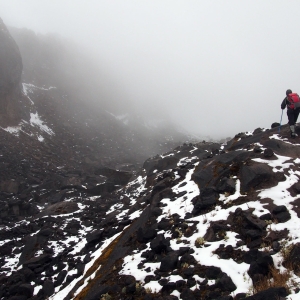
[180,253,197,265]
[271,122,280,128]
[215,177,236,193]
[137,227,157,243]
[192,187,219,215]
[54,270,68,287]
[242,249,262,264]
[253,146,263,153]
[160,251,179,272]
[192,150,253,188]
[143,155,179,175]
[37,201,79,217]
[215,272,236,292]
[272,205,291,223]
[18,235,39,266]
[180,288,196,300]
[205,266,222,279]
[161,282,176,294]
[23,254,52,269]
[263,148,274,158]
[19,267,35,283]
[152,179,172,196]
[86,229,104,244]
[240,163,273,193]
[86,182,117,195]
[43,279,55,297]
[244,287,287,299]
[150,234,169,254]
[94,167,132,185]
[253,127,263,134]
[264,139,300,157]
[18,284,34,298]
[244,213,267,231]
[248,254,274,283]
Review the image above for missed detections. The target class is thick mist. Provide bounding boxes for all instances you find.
[1,0,300,139]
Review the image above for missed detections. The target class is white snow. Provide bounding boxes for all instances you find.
[30,112,54,135]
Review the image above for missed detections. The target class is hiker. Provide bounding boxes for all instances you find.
[281,89,300,138]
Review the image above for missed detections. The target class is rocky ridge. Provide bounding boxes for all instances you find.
[1,124,300,299]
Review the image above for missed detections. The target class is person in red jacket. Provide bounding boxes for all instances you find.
[281,89,300,138]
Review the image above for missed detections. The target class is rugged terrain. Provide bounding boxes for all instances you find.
[1,17,300,300]
[2,123,300,300]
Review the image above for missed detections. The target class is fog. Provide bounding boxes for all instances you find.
[1,0,300,139]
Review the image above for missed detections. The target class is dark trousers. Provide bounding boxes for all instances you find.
[287,108,300,125]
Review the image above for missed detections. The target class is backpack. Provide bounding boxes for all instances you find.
[287,93,300,109]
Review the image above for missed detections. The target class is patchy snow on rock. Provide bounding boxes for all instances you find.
[1,126,21,136]
[30,112,54,135]
[37,135,44,142]
[22,83,56,105]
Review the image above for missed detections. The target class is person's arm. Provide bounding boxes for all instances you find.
[281,97,287,109]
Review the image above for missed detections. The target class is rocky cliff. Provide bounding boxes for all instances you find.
[0,17,26,124]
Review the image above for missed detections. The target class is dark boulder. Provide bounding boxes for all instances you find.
[143,155,179,175]
[248,254,274,283]
[54,270,68,287]
[180,288,196,300]
[272,205,291,223]
[244,213,267,231]
[160,252,179,272]
[244,287,287,299]
[215,177,236,194]
[137,227,157,243]
[240,163,273,193]
[43,279,55,297]
[271,122,280,128]
[18,284,34,298]
[215,272,237,292]
[86,229,104,244]
[150,234,170,254]
[94,167,132,185]
[192,187,218,215]
[263,148,274,158]
[37,201,79,217]
[192,150,252,189]
[23,254,52,269]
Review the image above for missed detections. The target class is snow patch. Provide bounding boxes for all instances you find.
[30,112,54,135]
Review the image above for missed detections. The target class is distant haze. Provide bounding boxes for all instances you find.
[1,0,299,139]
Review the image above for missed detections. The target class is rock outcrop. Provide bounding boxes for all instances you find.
[0,17,25,124]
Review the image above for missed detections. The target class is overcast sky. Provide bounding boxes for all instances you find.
[1,0,300,138]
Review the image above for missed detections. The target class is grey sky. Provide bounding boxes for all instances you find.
[1,0,300,138]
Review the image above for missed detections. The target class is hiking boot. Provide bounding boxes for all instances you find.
[290,125,296,137]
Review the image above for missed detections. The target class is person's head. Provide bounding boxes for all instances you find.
[286,89,292,95]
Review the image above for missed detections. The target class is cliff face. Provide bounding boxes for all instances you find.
[0,18,24,124]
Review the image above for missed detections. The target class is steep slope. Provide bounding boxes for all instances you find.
[0,19,190,228]
[0,18,27,124]
[1,124,300,299]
